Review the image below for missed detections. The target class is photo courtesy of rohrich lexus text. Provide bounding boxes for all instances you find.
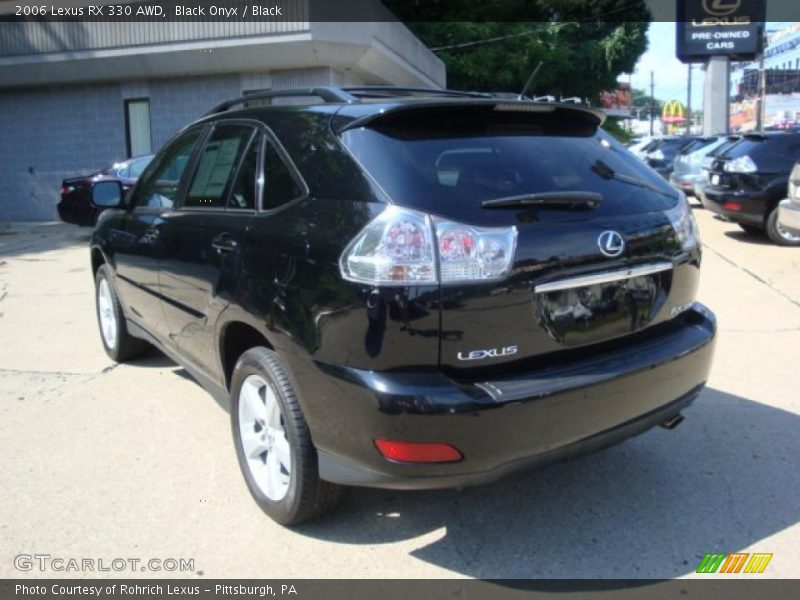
[1,0,799,598]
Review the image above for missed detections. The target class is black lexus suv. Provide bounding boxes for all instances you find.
[89,87,716,525]
[702,131,800,246]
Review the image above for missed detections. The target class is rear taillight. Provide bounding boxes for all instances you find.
[340,205,517,286]
[666,192,700,251]
[723,155,757,174]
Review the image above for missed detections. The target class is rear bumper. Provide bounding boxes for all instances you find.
[778,198,800,236]
[701,187,769,224]
[57,198,94,227]
[300,303,716,490]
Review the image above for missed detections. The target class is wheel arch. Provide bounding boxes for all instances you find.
[90,245,106,276]
[218,319,277,391]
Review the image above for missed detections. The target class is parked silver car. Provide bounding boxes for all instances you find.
[670,136,730,195]
[693,136,742,205]
[778,161,800,237]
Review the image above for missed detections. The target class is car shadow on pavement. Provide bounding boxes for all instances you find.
[127,350,230,410]
[295,387,799,581]
[723,230,773,246]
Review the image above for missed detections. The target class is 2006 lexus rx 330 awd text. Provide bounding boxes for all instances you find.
[89,87,716,525]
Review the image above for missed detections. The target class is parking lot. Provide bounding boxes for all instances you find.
[1,205,799,579]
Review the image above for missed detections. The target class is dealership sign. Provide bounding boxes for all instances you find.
[676,0,766,62]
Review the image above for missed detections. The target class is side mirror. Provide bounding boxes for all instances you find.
[91,181,124,208]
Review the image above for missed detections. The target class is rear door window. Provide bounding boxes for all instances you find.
[184,124,256,209]
[227,134,260,210]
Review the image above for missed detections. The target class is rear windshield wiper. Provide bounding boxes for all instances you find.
[591,159,674,198]
[481,191,602,209]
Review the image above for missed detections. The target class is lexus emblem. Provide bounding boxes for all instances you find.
[702,0,741,17]
[598,231,625,258]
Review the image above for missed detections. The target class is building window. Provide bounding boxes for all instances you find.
[124,98,152,157]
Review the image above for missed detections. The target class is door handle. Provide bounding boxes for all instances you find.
[143,228,160,240]
[211,232,238,253]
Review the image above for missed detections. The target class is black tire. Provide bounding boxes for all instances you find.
[737,223,763,235]
[94,265,150,362]
[230,347,343,525]
[766,206,800,246]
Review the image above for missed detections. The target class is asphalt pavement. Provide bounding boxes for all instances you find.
[1,208,798,579]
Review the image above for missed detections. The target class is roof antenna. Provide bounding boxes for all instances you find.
[519,61,543,100]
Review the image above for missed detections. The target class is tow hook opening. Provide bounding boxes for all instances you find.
[660,413,685,430]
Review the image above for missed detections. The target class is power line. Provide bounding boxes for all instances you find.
[430,3,647,53]
[431,26,547,52]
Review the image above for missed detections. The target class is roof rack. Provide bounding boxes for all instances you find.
[206,87,358,115]
[342,86,493,99]
[206,85,498,115]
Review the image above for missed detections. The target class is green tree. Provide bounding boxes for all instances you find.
[630,87,663,119]
[384,1,650,100]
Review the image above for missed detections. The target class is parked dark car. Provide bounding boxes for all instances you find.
[702,132,800,245]
[644,136,702,180]
[89,87,716,525]
[57,155,153,226]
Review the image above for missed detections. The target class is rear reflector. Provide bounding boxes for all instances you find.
[374,439,463,463]
[723,202,743,211]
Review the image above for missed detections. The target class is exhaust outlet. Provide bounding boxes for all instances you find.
[660,413,685,430]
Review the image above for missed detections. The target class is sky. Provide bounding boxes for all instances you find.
[628,22,796,109]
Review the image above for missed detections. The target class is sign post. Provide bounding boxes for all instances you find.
[675,0,766,135]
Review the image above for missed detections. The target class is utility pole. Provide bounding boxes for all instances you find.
[756,51,766,132]
[686,63,692,135]
[649,70,655,136]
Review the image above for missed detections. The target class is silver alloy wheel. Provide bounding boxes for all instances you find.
[238,374,291,501]
[776,219,800,243]
[97,278,117,349]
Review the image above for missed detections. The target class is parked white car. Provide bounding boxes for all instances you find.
[778,161,800,238]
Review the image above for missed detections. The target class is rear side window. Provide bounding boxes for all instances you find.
[185,124,255,209]
[263,143,302,210]
[340,106,677,222]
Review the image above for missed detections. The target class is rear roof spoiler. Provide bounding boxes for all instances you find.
[334,99,606,134]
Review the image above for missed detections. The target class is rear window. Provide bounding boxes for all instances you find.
[680,138,716,155]
[709,138,740,157]
[341,106,677,223]
[722,137,768,159]
[722,134,800,171]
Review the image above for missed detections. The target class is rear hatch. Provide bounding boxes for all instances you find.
[710,133,799,191]
[337,102,698,375]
